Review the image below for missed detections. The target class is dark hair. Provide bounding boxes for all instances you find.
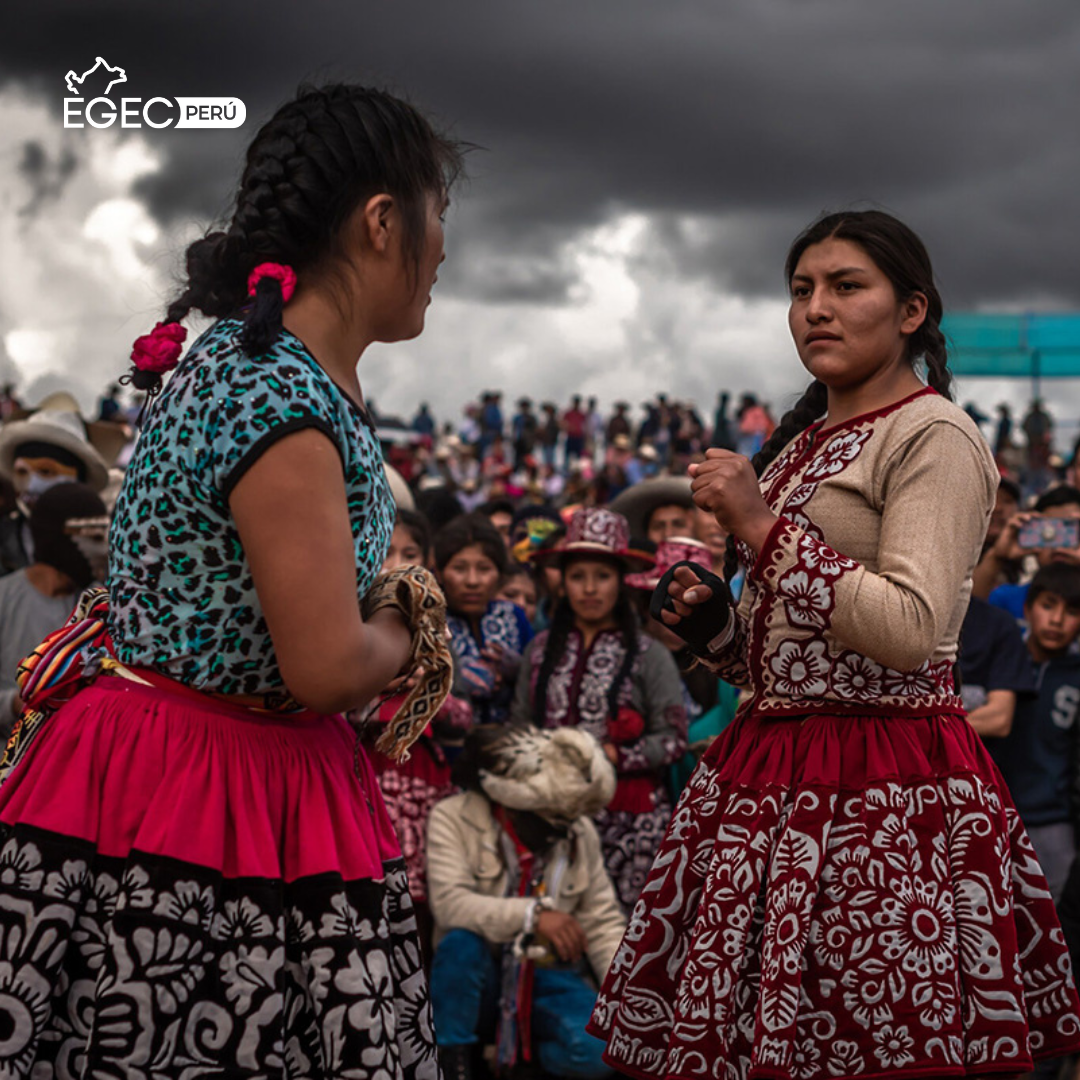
[998,477,1022,505]
[394,508,432,562]
[502,561,536,584]
[415,486,464,533]
[723,209,951,582]
[1034,485,1080,513]
[1027,563,1080,610]
[127,84,465,393]
[533,556,639,727]
[478,498,515,520]
[451,724,527,792]
[434,512,509,574]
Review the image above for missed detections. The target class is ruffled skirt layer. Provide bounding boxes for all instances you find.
[587,709,1080,1080]
[0,675,438,1079]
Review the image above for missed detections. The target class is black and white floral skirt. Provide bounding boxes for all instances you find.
[0,674,439,1079]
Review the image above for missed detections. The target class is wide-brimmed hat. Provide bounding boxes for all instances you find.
[533,506,654,574]
[625,535,714,591]
[7,390,129,466]
[609,476,694,537]
[477,725,616,823]
[385,463,415,512]
[0,405,112,492]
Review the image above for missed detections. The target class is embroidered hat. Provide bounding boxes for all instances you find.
[625,535,714,591]
[609,475,694,537]
[476,725,617,823]
[533,506,655,574]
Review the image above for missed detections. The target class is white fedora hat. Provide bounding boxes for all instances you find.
[0,409,110,492]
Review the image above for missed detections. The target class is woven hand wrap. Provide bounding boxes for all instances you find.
[360,565,453,762]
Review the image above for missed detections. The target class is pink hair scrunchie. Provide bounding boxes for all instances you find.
[131,321,187,374]
[247,262,297,303]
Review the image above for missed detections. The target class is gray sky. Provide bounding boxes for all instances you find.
[1,0,1078,441]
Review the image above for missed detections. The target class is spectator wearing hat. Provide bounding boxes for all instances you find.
[609,475,695,546]
[0,397,117,576]
[428,724,625,1080]
[539,403,560,469]
[605,402,631,445]
[0,482,109,737]
[585,396,604,463]
[511,507,687,911]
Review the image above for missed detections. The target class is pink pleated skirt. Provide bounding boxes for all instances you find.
[0,674,439,1079]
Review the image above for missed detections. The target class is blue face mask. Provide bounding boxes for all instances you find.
[17,472,75,511]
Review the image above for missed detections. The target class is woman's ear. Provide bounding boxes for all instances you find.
[357,193,396,255]
[900,290,929,336]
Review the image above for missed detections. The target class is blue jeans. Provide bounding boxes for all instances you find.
[430,929,612,1079]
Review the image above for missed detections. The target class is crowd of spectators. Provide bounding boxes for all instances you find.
[3,379,1080,1077]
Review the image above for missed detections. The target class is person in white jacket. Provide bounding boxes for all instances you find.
[427,724,626,1080]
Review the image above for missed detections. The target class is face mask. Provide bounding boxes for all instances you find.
[16,472,75,511]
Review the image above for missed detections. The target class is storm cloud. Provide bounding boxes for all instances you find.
[0,0,1078,423]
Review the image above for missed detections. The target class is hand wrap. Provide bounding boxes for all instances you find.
[649,560,736,657]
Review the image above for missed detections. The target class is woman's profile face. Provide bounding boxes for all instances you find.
[563,557,621,626]
[439,542,501,616]
[352,190,447,344]
[787,237,926,391]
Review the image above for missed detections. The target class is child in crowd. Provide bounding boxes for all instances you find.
[496,562,539,627]
[987,563,1080,901]
[382,507,434,572]
[359,506,473,953]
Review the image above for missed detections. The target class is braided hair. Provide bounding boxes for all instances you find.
[722,210,953,582]
[533,556,640,729]
[128,84,465,392]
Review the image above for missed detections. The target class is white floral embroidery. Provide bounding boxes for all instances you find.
[769,639,830,696]
[804,429,872,481]
[831,652,883,701]
[798,533,857,577]
[777,570,833,629]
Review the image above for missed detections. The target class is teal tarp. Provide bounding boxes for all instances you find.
[942,314,1080,377]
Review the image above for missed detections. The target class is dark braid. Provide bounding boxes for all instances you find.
[723,209,954,581]
[532,598,575,724]
[532,575,640,729]
[605,591,641,724]
[127,84,465,391]
[722,380,827,582]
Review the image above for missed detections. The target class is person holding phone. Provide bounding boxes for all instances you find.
[587,211,1080,1080]
[975,484,1080,619]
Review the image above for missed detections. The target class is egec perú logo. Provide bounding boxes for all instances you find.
[63,57,245,129]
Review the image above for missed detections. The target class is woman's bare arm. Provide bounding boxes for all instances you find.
[229,428,411,713]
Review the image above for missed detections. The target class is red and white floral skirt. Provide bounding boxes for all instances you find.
[587,708,1080,1080]
[0,673,438,1079]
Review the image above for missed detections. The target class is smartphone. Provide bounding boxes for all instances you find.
[1017,515,1080,550]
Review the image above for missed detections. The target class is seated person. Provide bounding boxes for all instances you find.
[427,724,626,1080]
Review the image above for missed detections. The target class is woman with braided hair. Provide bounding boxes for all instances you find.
[588,211,1080,1080]
[510,507,688,913]
[0,84,462,1077]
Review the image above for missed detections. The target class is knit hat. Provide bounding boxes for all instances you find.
[625,535,714,591]
[476,725,616,824]
[532,506,654,574]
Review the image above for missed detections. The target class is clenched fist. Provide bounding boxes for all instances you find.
[688,449,777,553]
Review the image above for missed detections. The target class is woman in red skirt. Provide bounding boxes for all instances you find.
[587,211,1080,1080]
[0,84,462,1077]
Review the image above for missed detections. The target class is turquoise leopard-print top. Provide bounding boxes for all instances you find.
[108,317,394,696]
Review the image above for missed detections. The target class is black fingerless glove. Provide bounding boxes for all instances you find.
[649,560,735,657]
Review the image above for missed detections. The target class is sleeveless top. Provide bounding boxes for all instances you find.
[108,317,394,696]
